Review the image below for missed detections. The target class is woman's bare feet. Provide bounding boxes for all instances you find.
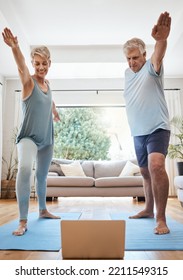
[129,210,154,219]
[12,220,27,236]
[154,220,170,235]
[39,209,60,219]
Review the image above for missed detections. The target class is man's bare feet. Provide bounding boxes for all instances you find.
[129,210,154,219]
[39,209,60,219]
[154,220,170,235]
[12,220,27,236]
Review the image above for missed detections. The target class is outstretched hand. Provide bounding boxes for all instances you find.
[2,27,18,48]
[151,12,171,42]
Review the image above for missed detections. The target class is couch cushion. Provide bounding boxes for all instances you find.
[95,176,143,187]
[177,189,183,203]
[119,161,140,176]
[81,161,94,177]
[48,172,59,176]
[49,160,64,176]
[174,176,183,189]
[49,159,94,177]
[60,161,86,177]
[47,176,95,187]
[49,158,74,176]
[94,161,127,178]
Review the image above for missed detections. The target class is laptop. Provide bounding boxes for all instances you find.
[61,220,125,259]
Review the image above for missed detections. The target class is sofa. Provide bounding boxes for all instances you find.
[46,158,144,200]
[174,176,183,207]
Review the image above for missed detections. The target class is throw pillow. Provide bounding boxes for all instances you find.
[119,161,140,176]
[60,161,86,177]
[49,161,64,176]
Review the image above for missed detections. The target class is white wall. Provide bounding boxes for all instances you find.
[50,78,125,106]
[1,79,20,180]
[0,74,4,192]
[0,83,2,189]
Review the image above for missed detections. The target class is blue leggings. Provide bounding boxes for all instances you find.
[16,138,53,220]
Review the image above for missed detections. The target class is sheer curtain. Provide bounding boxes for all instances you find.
[14,90,22,129]
[165,89,182,196]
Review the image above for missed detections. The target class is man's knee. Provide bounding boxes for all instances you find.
[148,153,166,174]
[149,161,165,176]
[140,167,150,179]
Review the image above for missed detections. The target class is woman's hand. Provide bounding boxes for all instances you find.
[2,28,19,48]
[53,110,61,122]
[52,102,61,122]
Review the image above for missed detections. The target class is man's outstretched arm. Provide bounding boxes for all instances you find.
[151,11,171,73]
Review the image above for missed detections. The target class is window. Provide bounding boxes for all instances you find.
[53,106,135,160]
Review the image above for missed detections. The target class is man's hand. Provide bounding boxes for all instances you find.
[2,28,18,48]
[151,12,171,42]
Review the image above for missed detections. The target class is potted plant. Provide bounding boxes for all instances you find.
[168,116,183,175]
[1,128,18,198]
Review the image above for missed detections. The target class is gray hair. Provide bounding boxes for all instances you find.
[31,46,51,60]
[123,38,146,55]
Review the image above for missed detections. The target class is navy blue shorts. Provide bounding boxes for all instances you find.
[133,129,170,168]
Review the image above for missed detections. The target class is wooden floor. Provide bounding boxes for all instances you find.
[0,196,183,260]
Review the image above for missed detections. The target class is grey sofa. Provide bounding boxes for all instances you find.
[46,158,144,200]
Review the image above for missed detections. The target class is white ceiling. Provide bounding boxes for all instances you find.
[0,0,183,79]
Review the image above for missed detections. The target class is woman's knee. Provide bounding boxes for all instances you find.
[18,165,32,179]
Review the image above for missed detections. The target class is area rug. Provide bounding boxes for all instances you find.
[110,212,183,251]
[0,212,81,251]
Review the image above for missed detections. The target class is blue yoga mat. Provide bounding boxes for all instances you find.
[111,212,183,250]
[0,212,81,251]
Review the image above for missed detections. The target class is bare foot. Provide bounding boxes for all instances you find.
[154,220,170,235]
[129,210,154,219]
[12,220,27,236]
[39,209,60,219]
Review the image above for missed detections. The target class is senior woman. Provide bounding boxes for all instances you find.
[2,28,60,236]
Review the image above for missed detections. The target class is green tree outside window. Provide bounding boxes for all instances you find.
[54,108,111,160]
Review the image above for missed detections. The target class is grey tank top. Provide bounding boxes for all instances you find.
[16,79,54,148]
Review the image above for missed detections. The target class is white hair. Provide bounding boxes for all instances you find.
[123,38,146,55]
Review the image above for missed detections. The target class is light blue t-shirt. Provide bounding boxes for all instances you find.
[123,59,170,136]
[16,79,54,148]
